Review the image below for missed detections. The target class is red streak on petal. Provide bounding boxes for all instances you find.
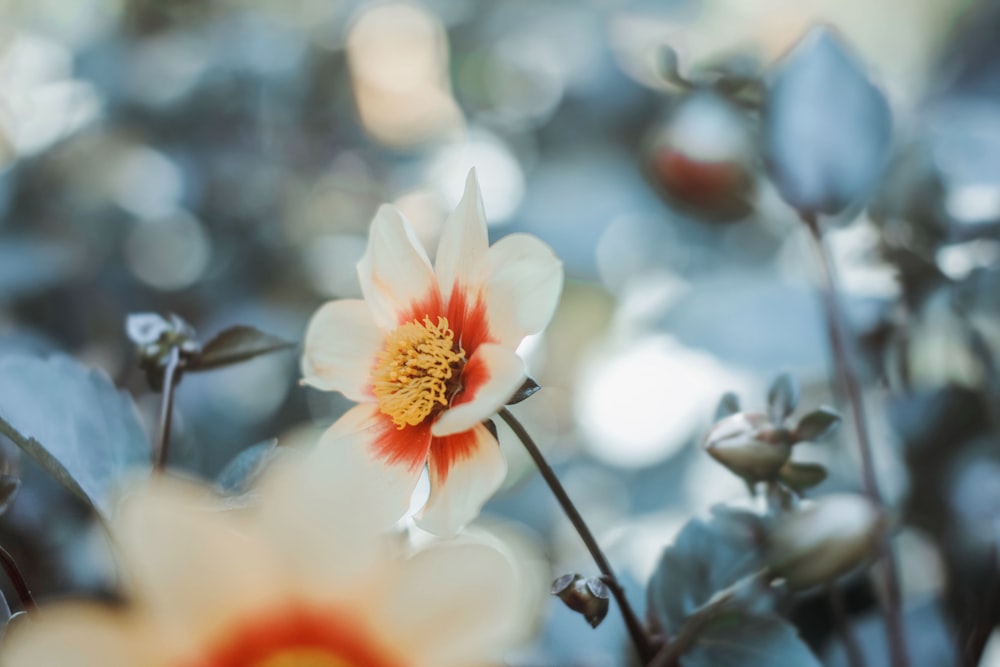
[450,348,491,411]
[370,412,432,472]
[397,290,444,326]
[446,285,493,356]
[428,426,486,485]
[193,603,401,667]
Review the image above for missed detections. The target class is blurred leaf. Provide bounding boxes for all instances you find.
[0,589,10,640]
[767,373,800,424]
[714,392,741,421]
[764,27,892,216]
[823,600,956,667]
[794,407,842,442]
[0,475,19,516]
[0,355,152,516]
[216,439,278,495]
[648,507,819,666]
[778,461,828,493]
[188,326,294,372]
[507,377,541,405]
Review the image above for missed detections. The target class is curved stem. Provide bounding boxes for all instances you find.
[803,214,908,667]
[154,347,181,471]
[498,408,655,663]
[0,544,35,613]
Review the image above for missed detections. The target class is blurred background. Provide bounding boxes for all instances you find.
[3,0,1000,664]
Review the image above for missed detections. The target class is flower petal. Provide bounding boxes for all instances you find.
[374,542,520,667]
[358,204,438,329]
[416,423,507,536]
[431,343,525,437]
[435,169,490,303]
[301,299,382,401]
[486,233,563,347]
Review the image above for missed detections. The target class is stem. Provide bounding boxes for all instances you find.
[803,214,909,667]
[154,346,181,471]
[497,408,655,663]
[828,583,866,667]
[0,544,35,613]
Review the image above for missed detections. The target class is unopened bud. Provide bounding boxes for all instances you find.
[767,494,884,589]
[703,412,791,481]
[551,574,610,628]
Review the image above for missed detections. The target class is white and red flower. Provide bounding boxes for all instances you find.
[1,446,528,667]
[302,169,563,536]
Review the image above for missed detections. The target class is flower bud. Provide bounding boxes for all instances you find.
[767,494,884,589]
[551,574,610,628]
[703,412,791,481]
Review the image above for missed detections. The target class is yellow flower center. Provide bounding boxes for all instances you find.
[372,316,465,429]
[252,650,356,667]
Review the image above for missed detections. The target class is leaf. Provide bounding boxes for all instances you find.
[0,475,20,517]
[767,373,800,424]
[764,27,892,216]
[778,461,828,493]
[823,600,956,667]
[714,392,741,421]
[506,377,540,405]
[216,439,279,495]
[0,355,152,516]
[188,326,295,371]
[648,508,820,667]
[794,407,842,442]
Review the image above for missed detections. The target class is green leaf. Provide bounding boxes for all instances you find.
[714,392,741,421]
[648,508,820,667]
[778,461,828,493]
[507,377,540,405]
[767,373,800,424]
[216,439,279,495]
[188,326,295,372]
[793,407,842,442]
[0,355,152,516]
[0,475,19,516]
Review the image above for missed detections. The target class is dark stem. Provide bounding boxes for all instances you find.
[803,214,909,667]
[154,346,182,471]
[0,544,35,613]
[828,583,866,667]
[498,408,655,663]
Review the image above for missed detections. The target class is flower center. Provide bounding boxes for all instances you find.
[372,315,465,429]
[251,650,356,667]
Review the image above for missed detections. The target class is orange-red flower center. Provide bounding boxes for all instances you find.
[197,604,401,667]
[371,316,466,429]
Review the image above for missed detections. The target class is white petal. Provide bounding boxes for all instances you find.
[358,204,437,329]
[375,542,521,667]
[258,404,426,583]
[301,299,383,401]
[416,424,507,536]
[436,169,490,302]
[431,344,525,437]
[486,233,563,347]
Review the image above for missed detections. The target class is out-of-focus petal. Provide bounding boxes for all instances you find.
[374,542,521,667]
[416,424,507,536]
[431,344,525,437]
[301,299,382,402]
[1,605,161,667]
[486,233,563,348]
[436,169,490,303]
[358,205,438,329]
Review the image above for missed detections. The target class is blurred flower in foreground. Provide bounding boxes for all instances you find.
[302,169,563,536]
[1,447,526,667]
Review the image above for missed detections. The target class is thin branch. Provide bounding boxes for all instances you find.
[0,544,35,613]
[803,213,908,667]
[154,347,182,471]
[497,408,655,663]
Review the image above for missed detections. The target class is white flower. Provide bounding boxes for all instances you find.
[302,169,563,536]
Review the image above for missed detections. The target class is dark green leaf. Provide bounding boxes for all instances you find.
[764,27,892,216]
[767,373,800,424]
[216,440,279,495]
[714,392,741,421]
[0,475,20,516]
[794,407,842,442]
[778,461,828,493]
[188,326,295,371]
[685,613,823,667]
[0,355,152,516]
[507,377,540,405]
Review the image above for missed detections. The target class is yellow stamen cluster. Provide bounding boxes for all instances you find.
[254,651,354,667]
[372,316,465,429]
